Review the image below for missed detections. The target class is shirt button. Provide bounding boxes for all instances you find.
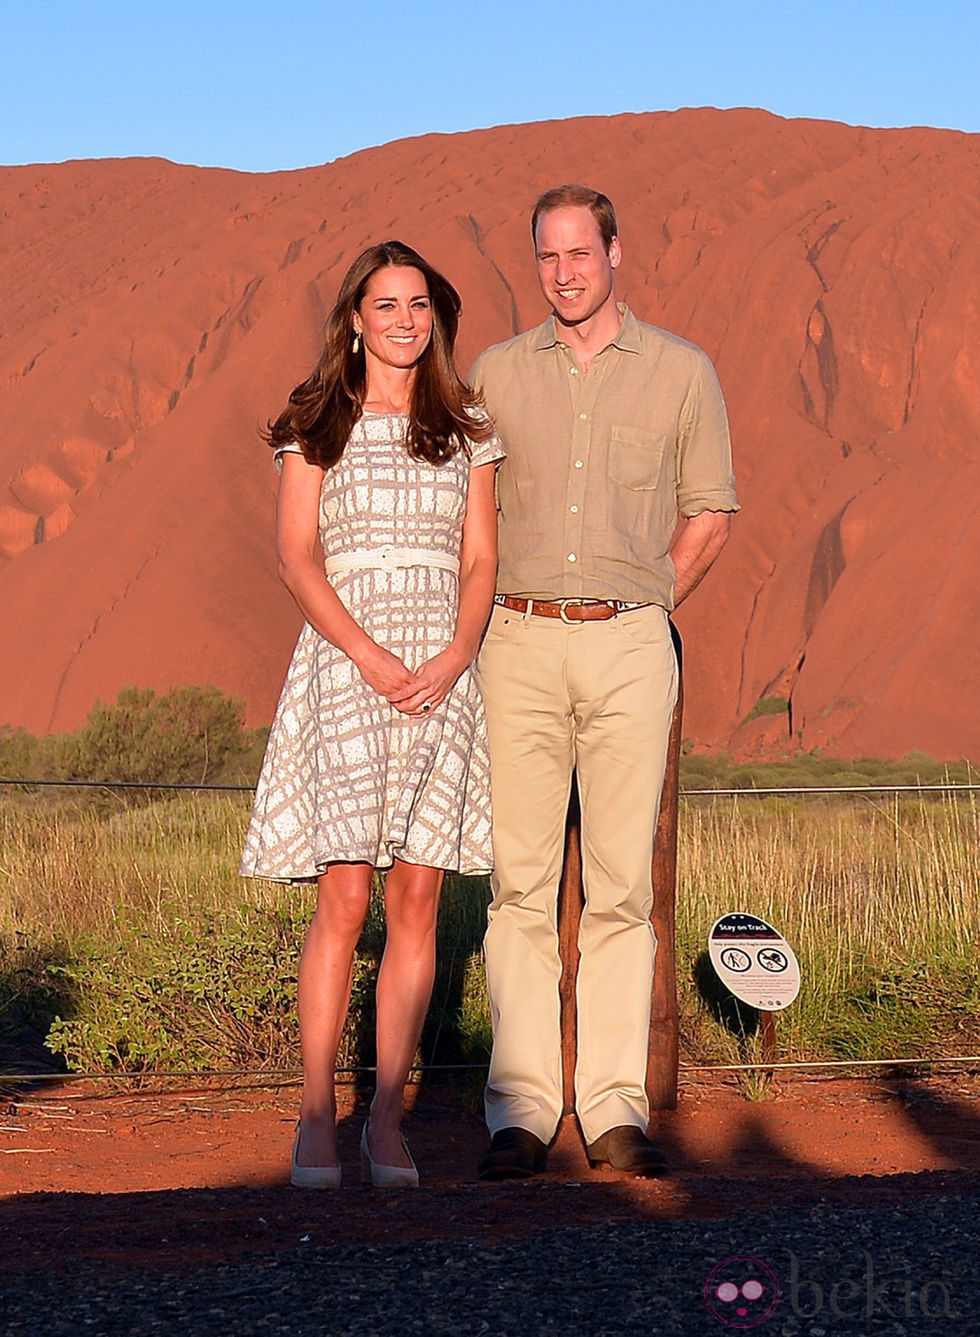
[578,412,588,420]
[569,366,578,375]
[570,505,579,513]
[574,459,583,469]
[567,552,577,563]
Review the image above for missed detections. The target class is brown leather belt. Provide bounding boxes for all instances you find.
[494,595,653,623]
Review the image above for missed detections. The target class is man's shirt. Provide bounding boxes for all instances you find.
[471,305,739,608]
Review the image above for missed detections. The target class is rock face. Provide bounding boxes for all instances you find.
[1,109,978,759]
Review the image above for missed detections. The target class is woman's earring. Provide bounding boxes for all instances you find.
[352,331,361,354]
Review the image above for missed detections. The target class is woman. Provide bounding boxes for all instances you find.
[241,241,502,1188]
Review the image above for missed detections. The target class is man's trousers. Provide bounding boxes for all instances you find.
[478,601,678,1145]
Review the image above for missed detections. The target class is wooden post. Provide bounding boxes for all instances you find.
[758,1009,777,1080]
[557,622,684,1116]
[647,621,684,1111]
[557,782,583,1116]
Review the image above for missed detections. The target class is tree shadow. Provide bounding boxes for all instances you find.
[5,1075,980,1297]
[0,943,73,1093]
[691,949,980,1173]
[423,873,491,1065]
[875,1068,980,1168]
[344,872,491,1109]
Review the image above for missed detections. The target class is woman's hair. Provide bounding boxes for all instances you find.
[266,240,492,468]
[531,184,618,253]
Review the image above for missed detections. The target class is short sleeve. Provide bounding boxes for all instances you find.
[469,430,506,468]
[273,441,305,474]
[676,355,739,516]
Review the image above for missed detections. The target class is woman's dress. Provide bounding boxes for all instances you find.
[240,412,503,881]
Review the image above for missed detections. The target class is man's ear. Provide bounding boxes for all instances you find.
[608,236,622,269]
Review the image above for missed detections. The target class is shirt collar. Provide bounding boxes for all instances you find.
[532,303,643,355]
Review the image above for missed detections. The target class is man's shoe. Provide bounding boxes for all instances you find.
[477,1127,548,1181]
[586,1125,668,1176]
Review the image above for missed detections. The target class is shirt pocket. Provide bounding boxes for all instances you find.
[609,425,669,491]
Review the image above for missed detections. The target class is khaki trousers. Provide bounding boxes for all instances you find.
[478,602,678,1145]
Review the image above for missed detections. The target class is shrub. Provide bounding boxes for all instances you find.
[742,694,790,724]
[0,935,77,1062]
[0,728,38,781]
[55,685,252,786]
[45,905,371,1075]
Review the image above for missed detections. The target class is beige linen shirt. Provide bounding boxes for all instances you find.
[471,305,738,609]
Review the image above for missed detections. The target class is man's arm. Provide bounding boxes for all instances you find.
[670,510,733,606]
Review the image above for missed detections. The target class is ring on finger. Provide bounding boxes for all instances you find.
[421,701,432,713]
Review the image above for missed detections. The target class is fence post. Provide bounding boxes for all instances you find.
[647,622,683,1111]
[557,783,583,1116]
[557,621,683,1116]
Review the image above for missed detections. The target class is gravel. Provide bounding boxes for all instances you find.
[4,1193,977,1335]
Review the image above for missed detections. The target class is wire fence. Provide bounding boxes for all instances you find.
[2,777,978,797]
[2,773,976,1092]
[4,1053,980,1089]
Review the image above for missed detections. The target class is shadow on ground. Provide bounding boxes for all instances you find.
[4,1076,980,1279]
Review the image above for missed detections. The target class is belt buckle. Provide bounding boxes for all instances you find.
[558,599,580,624]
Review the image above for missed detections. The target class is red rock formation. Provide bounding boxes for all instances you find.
[1,109,978,759]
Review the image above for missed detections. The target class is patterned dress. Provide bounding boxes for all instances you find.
[240,412,504,881]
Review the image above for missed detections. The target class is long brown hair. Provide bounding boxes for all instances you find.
[266,241,492,467]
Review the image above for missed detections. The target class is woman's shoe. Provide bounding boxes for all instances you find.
[290,1122,341,1189]
[360,1121,419,1187]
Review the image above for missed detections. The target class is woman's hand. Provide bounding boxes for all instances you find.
[388,644,470,717]
[352,641,424,708]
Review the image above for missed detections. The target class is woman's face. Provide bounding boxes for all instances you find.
[353,265,433,372]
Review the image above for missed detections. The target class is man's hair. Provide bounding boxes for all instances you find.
[531,185,619,252]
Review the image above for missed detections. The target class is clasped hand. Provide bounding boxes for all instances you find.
[355,642,469,717]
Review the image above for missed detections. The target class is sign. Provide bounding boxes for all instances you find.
[708,912,800,1011]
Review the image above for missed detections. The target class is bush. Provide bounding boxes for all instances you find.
[45,905,372,1074]
[742,694,789,724]
[39,874,492,1078]
[53,685,251,786]
[0,728,38,781]
[679,753,976,792]
[828,961,980,1061]
[0,935,77,1062]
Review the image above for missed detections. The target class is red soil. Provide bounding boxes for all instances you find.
[3,1074,979,1274]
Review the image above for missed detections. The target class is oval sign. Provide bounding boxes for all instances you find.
[708,912,800,1011]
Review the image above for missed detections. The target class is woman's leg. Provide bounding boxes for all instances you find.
[295,861,373,1167]
[368,859,444,1166]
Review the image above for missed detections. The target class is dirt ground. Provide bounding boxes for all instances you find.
[3,1072,979,1276]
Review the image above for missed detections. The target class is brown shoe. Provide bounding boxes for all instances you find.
[586,1125,668,1176]
[477,1127,548,1181]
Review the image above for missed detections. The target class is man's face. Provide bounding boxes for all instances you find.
[534,205,621,328]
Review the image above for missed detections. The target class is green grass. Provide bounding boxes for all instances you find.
[740,694,789,726]
[674,792,980,1069]
[1,775,977,1079]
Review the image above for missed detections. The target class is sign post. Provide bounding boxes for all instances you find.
[708,912,801,1078]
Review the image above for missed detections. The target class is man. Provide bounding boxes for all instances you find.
[472,184,738,1179]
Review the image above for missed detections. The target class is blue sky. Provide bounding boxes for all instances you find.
[3,0,977,173]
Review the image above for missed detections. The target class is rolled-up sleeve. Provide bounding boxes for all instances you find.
[676,354,739,517]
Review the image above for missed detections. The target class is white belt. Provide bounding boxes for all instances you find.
[322,546,460,576]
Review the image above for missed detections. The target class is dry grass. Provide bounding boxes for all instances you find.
[676,792,980,1062]
[1,788,977,1071]
[0,792,290,942]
